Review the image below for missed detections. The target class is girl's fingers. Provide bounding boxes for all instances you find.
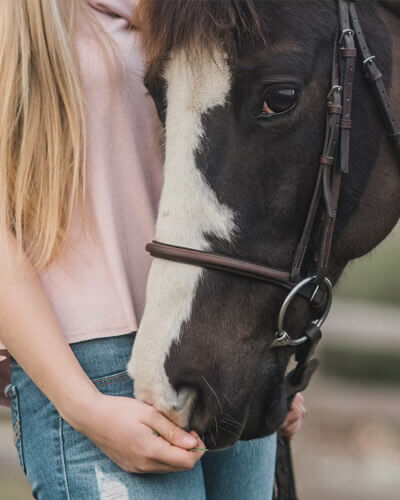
[291,394,306,416]
[295,393,304,405]
[280,393,307,438]
[146,427,205,469]
[143,408,198,449]
[280,420,302,440]
[282,409,301,427]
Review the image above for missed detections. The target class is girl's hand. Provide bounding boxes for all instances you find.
[72,393,206,474]
[280,393,306,440]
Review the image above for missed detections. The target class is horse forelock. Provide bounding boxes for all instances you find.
[136,0,264,81]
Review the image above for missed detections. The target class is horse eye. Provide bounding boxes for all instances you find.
[262,88,298,116]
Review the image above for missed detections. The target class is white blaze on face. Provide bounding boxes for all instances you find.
[127,48,235,425]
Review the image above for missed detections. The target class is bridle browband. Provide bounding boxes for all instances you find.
[146,1,400,385]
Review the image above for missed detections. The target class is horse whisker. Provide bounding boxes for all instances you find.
[214,416,220,437]
[202,375,223,411]
[222,392,240,411]
[221,413,242,427]
[216,423,240,438]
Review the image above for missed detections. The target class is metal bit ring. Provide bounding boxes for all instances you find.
[272,276,333,348]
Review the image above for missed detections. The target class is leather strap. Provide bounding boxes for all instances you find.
[349,2,400,165]
[339,1,356,174]
[291,27,344,283]
[146,241,328,307]
[147,241,292,286]
[315,1,357,283]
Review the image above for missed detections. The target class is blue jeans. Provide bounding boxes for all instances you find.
[9,333,277,499]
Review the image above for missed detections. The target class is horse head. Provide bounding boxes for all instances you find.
[128,0,400,449]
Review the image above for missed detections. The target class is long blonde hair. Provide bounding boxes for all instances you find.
[0,0,118,271]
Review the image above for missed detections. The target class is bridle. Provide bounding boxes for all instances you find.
[145,1,400,387]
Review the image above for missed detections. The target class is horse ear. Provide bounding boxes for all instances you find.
[145,73,167,126]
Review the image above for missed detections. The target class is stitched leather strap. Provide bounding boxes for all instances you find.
[350,2,400,164]
[291,26,344,283]
[147,241,292,286]
[146,241,328,307]
[339,2,356,174]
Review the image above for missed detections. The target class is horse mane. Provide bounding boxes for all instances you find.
[135,0,264,81]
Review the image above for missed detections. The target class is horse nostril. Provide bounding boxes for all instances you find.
[169,373,223,433]
[173,387,196,412]
[182,378,223,434]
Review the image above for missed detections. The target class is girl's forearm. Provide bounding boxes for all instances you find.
[0,231,98,428]
[0,232,207,474]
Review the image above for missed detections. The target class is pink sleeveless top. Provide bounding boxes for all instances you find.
[36,0,162,343]
[0,0,162,403]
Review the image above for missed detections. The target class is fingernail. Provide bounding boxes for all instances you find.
[183,434,197,447]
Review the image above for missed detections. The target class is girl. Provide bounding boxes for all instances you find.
[0,1,304,498]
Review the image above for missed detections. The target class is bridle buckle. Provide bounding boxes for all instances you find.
[339,28,354,44]
[363,55,376,66]
[327,85,342,100]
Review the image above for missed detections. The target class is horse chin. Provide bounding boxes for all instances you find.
[187,418,239,450]
[240,417,283,442]
[200,412,282,450]
[196,391,286,450]
[201,428,244,451]
[241,391,289,441]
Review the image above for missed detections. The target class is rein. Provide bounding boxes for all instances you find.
[146,1,400,388]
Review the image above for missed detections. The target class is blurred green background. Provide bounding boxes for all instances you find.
[294,223,400,500]
[336,225,400,306]
[1,225,399,500]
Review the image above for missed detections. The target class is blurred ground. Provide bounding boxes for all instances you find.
[293,374,400,500]
[293,224,400,500]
